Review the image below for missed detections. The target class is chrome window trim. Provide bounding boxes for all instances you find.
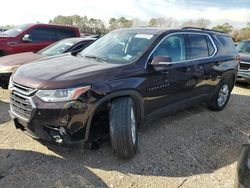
[145,32,218,68]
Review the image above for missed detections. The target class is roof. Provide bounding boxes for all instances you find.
[113,27,229,36]
[23,23,79,29]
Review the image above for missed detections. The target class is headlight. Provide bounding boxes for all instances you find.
[0,65,20,73]
[36,86,91,102]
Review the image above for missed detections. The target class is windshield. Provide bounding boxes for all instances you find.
[80,30,155,64]
[237,41,250,54]
[2,24,32,37]
[38,39,76,56]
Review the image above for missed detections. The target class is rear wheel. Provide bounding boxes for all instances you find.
[110,97,138,159]
[208,79,233,111]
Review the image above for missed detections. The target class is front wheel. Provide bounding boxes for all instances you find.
[110,97,138,159]
[208,79,232,111]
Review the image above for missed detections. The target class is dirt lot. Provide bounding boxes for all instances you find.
[0,84,249,188]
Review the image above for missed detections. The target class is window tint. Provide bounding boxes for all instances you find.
[217,35,237,54]
[70,42,90,52]
[55,28,76,40]
[152,34,186,62]
[188,34,210,59]
[28,27,57,42]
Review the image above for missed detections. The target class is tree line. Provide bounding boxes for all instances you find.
[2,15,250,42]
[48,15,250,42]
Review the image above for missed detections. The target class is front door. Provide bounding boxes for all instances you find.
[141,33,203,115]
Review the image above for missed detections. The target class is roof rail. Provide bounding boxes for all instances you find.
[181,27,225,34]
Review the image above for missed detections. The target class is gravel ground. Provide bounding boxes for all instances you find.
[0,84,249,188]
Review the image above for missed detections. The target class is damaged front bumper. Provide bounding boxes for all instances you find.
[9,84,95,148]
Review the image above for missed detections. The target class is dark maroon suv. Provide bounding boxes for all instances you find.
[9,27,239,158]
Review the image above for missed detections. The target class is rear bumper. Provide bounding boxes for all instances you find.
[236,70,250,84]
[0,72,11,88]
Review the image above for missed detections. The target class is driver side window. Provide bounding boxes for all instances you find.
[152,34,186,62]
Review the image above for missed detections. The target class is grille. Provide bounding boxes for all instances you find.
[240,62,250,70]
[10,83,35,121]
[13,82,35,94]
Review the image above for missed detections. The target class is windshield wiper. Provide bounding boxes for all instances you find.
[84,55,108,63]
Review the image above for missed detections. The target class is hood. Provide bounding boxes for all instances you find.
[240,53,250,62]
[0,52,44,66]
[13,54,122,89]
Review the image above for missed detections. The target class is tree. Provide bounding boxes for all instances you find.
[131,18,147,27]
[212,23,233,34]
[148,17,174,27]
[196,19,211,28]
[148,18,157,27]
[180,18,210,28]
[108,17,133,31]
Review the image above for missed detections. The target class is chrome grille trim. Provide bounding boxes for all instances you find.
[239,62,250,71]
[10,84,36,122]
[13,82,37,96]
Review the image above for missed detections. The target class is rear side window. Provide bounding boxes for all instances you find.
[217,35,237,54]
[152,34,186,62]
[55,28,76,40]
[187,34,215,59]
[70,42,91,52]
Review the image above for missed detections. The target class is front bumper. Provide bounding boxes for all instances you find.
[0,72,11,88]
[237,70,250,84]
[9,93,93,148]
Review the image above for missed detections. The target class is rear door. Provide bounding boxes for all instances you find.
[186,33,218,94]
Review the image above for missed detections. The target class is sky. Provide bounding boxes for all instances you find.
[0,0,250,28]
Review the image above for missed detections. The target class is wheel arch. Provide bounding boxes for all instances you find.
[221,70,236,91]
[84,90,144,141]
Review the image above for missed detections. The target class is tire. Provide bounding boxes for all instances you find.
[208,79,233,111]
[110,97,138,159]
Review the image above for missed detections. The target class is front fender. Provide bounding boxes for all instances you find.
[83,90,144,141]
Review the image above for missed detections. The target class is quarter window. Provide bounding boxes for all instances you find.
[55,28,76,40]
[152,34,186,62]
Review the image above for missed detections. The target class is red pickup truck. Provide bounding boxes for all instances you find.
[0,23,80,56]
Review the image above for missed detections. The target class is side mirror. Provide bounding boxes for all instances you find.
[22,34,32,42]
[151,56,172,70]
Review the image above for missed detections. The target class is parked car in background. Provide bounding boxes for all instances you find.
[0,23,80,56]
[0,37,95,89]
[9,27,239,159]
[236,39,250,84]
